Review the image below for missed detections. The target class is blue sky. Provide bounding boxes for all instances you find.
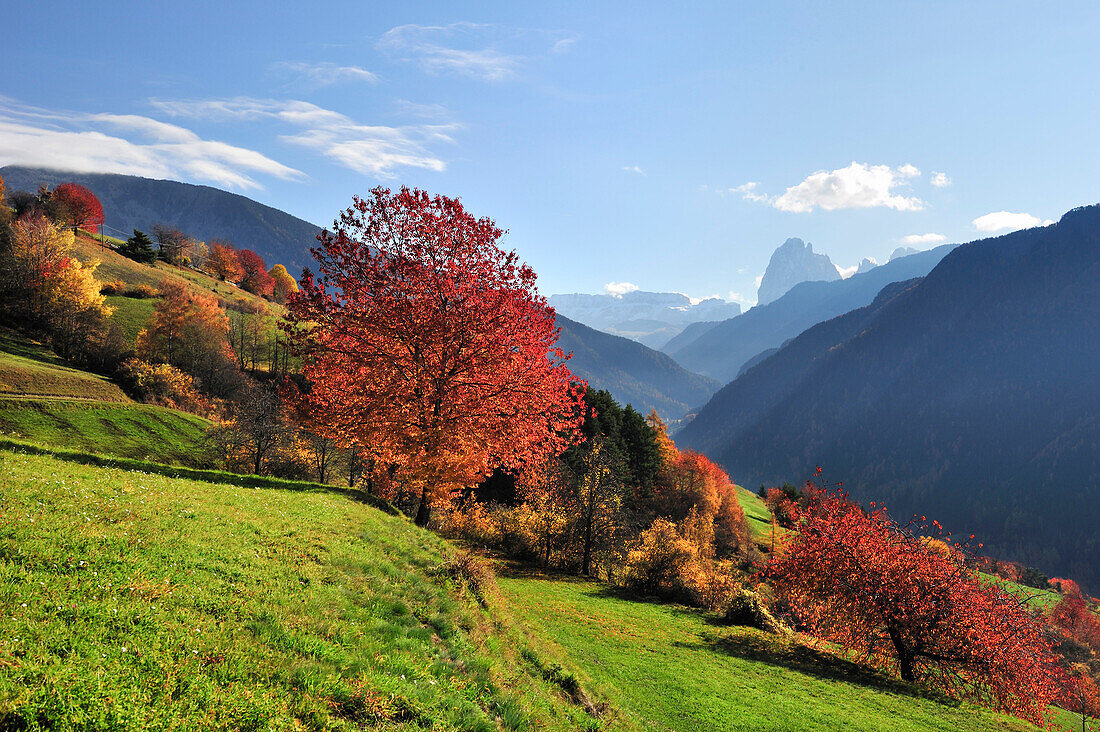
[2,1,1097,303]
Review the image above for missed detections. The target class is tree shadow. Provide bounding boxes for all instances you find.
[678,630,961,707]
[0,438,400,514]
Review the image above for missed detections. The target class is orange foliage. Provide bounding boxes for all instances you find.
[206,240,243,282]
[136,280,233,389]
[285,187,585,525]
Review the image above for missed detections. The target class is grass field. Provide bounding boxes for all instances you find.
[498,569,1052,732]
[0,330,129,402]
[0,449,596,731]
[735,485,775,546]
[103,296,156,344]
[0,399,210,465]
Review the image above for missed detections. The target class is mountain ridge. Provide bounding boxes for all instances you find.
[0,166,323,273]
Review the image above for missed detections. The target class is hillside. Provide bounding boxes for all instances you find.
[500,570,1040,731]
[1,166,322,272]
[678,205,1100,589]
[665,245,955,383]
[0,448,596,730]
[0,328,210,464]
[556,314,719,420]
[4,445,1080,731]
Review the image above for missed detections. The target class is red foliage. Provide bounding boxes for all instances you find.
[237,248,275,297]
[52,183,104,233]
[1051,594,1100,653]
[768,483,1065,726]
[1052,578,1085,598]
[285,186,585,525]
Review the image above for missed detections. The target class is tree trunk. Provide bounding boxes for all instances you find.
[414,485,431,527]
[887,626,916,681]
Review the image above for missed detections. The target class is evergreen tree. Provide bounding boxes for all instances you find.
[119,229,158,263]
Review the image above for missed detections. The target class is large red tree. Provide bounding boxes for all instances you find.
[769,480,1066,726]
[51,183,104,234]
[285,187,584,525]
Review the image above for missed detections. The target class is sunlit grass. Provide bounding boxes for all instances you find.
[0,449,594,731]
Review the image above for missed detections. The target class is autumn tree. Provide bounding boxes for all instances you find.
[237,248,275,297]
[136,280,237,395]
[573,437,624,575]
[51,183,104,234]
[118,229,158,264]
[285,186,585,526]
[211,383,291,475]
[769,480,1066,726]
[268,263,298,304]
[206,240,243,282]
[151,223,188,264]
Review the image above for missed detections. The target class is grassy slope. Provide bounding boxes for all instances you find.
[0,330,128,402]
[0,401,209,465]
[735,485,774,546]
[74,233,276,313]
[0,449,595,731]
[499,571,1041,732]
[0,329,209,464]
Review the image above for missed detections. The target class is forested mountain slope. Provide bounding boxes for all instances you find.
[1,166,322,272]
[556,315,719,420]
[678,206,1100,589]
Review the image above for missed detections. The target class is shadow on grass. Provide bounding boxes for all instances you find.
[680,631,961,707]
[0,437,401,515]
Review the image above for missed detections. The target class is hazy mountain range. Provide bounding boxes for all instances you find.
[549,291,741,349]
[663,244,956,383]
[0,166,322,272]
[555,314,719,421]
[678,205,1100,588]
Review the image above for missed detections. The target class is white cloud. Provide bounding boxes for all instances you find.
[930,171,951,188]
[971,211,1043,233]
[732,181,767,203]
[550,36,578,54]
[622,165,645,176]
[772,162,925,213]
[377,23,521,81]
[753,274,764,289]
[271,62,379,87]
[0,97,301,190]
[901,232,947,245]
[836,264,859,279]
[604,281,638,297]
[728,290,757,308]
[152,97,456,177]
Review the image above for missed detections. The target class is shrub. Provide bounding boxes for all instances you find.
[117,358,213,416]
[622,519,698,596]
[436,550,496,607]
[100,279,127,295]
[126,284,158,299]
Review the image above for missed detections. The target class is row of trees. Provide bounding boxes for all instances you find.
[438,389,751,609]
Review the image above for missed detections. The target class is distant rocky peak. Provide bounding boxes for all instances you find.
[756,237,840,305]
[857,257,879,274]
[890,246,920,261]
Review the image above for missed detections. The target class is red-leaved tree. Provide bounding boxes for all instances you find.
[237,248,275,297]
[285,187,585,525]
[52,183,104,234]
[769,479,1066,726]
